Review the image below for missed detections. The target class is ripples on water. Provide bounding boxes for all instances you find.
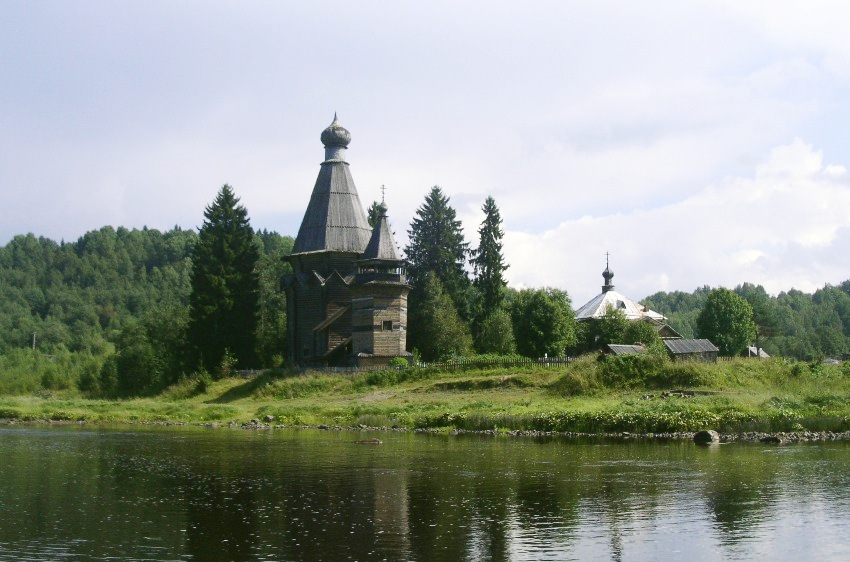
[1,427,850,561]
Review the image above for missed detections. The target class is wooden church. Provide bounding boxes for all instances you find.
[283,116,411,367]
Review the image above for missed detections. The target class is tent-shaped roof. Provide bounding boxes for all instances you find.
[362,202,402,262]
[292,116,372,255]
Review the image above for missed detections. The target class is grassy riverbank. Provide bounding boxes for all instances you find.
[2,355,850,434]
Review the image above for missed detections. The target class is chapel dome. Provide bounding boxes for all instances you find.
[320,113,351,148]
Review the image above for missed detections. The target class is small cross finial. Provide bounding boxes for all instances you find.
[605,251,610,268]
[380,184,386,203]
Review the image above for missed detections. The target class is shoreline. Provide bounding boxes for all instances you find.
[4,417,850,444]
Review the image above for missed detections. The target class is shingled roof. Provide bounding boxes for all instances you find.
[664,339,719,354]
[362,202,402,261]
[292,115,372,255]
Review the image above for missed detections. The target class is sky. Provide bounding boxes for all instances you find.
[3,1,850,306]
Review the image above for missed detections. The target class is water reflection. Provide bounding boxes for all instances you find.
[1,427,850,561]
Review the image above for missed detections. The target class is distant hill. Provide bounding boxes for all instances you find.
[0,226,293,367]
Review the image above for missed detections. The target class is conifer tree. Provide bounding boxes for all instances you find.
[409,273,473,361]
[405,186,470,315]
[471,196,508,313]
[366,200,382,228]
[188,185,259,373]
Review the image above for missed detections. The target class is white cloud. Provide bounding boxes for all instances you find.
[505,139,850,305]
[2,1,850,304]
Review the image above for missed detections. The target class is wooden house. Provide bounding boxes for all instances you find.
[284,116,411,366]
[664,339,719,362]
[606,344,647,356]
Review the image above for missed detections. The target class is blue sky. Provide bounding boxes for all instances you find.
[3,1,850,305]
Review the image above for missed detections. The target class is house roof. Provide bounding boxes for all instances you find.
[607,344,646,356]
[292,116,372,255]
[664,339,719,354]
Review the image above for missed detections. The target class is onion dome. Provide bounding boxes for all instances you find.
[602,255,615,293]
[321,113,351,148]
[603,265,614,285]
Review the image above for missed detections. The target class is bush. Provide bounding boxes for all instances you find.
[598,352,670,388]
[549,371,600,396]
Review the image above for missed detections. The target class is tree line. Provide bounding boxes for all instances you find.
[1,183,848,397]
[644,282,850,360]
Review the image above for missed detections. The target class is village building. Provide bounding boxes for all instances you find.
[574,258,682,339]
[284,116,411,367]
[664,339,719,362]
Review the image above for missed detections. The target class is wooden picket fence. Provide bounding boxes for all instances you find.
[416,356,576,370]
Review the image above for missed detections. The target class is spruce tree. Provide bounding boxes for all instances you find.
[188,185,259,373]
[405,186,470,315]
[410,273,473,361]
[366,200,382,228]
[471,196,508,314]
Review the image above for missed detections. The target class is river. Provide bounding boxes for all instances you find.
[1,425,849,561]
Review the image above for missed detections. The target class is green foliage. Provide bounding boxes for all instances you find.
[408,274,473,361]
[646,282,850,360]
[113,321,162,396]
[471,196,508,314]
[188,185,260,372]
[0,227,196,355]
[474,308,516,355]
[510,287,576,357]
[366,200,382,228]
[577,305,661,353]
[254,230,293,366]
[405,186,471,318]
[217,349,238,379]
[642,286,712,338]
[697,288,757,356]
[598,352,670,388]
[549,370,601,396]
[0,349,104,397]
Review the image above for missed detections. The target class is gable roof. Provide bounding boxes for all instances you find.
[664,339,719,354]
[607,344,647,356]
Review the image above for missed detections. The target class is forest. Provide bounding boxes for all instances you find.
[1,184,849,399]
[644,281,850,360]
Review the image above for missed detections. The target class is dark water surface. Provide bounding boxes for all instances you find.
[1,426,849,561]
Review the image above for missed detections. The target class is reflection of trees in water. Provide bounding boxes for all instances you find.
[184,478,258,562]
[699,445,781,547]
[7,429,850,560]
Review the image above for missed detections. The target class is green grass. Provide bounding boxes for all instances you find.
[2,355,850,434]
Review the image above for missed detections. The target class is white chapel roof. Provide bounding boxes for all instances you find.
[575,289,666,323]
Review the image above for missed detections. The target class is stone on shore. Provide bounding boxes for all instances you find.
[694,430,720,445]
